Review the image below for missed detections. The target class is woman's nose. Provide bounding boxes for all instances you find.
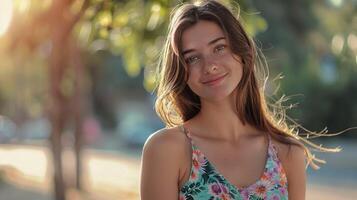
[203,57,219,74]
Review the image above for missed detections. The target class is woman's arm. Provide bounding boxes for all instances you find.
[279,144,307,200]
[140,129,185,200]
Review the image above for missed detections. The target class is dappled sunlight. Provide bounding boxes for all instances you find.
[0,0,13,36]
[0,144,140,199]
[347,33,357,52]
[0,145,52,198]
[84,151,140,195]
[13,0,31,13]
[331,34,344,55]
[0,145,49,185]
[329,0,343,7]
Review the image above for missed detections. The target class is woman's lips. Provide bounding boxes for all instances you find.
[202,73,228,86]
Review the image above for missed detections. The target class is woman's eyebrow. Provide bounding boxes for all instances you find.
[182,36,226,56]
[208,36,226,45]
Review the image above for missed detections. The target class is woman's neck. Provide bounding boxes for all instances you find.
[186,96,259,143]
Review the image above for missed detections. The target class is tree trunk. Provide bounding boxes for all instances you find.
[48,49,68,200]
[49,112,66,200]
[47,0,89,198]
[71,40,85,190]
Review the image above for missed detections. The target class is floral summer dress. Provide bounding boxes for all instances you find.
[179,126,288,200]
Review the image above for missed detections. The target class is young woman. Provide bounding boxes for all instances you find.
[140,1,338,199]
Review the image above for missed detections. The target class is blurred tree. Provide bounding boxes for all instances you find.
[7,0,90,199]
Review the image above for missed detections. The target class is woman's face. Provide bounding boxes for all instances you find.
[181,20,243,102]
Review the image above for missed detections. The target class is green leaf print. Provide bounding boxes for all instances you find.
[249,195,264,200]
[213,174,225,183]
[186,195,194,200]
[202,173,210,184]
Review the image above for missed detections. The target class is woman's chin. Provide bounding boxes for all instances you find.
[200,92,234,103]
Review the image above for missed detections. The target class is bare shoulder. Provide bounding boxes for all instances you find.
[142,126,191,169]
[272,139,306,166]
[271,137,307,172]
[142,126,190,156]
[271,137,306,163]
[271,137,307,199]
[140,126,191,199]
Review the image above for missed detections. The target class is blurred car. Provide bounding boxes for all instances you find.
[0,116,16,143]
[19,117,51,141]
[116,101,164,147]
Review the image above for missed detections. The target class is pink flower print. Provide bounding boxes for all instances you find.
[255,185,267,198]
[190,170,199,182]
[192,150,207,173]
[261,172,271,181]
[240,189,250,199]
[273,167,279,174]
[204,183,231,199]
[209,183,222,196]
[279,187,288,196]
[250,180,272,199]
[221,184,229,194]
[278,164,287,177]
[220,193,231,200]
[279,176,287,187]
[271,194,280,200]
[192,157,200,170]
[197,152,206,163]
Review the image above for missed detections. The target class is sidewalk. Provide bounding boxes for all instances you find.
[0,144,140,200]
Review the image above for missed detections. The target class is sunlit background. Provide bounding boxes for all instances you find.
[0,0,356,199]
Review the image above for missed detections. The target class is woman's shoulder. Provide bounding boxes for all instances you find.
[270,136,307,176]
[144,126,190,148]
[270,137,306,162]
[140,127,192,198]
[142,126,191,161]
[270,137,307,197]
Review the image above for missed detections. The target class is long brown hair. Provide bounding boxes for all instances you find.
[155,0,339,169]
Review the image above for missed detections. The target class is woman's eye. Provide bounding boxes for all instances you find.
[214,45,226,53]
[185,56,200,65]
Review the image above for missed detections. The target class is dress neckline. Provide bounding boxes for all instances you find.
[179,124,273,191]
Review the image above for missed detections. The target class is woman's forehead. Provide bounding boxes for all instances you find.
[181,20,226,52]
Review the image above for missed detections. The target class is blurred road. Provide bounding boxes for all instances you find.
[0,144,140,200]
[0,140,356,200]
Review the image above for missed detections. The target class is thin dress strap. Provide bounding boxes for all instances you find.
[267,133,272,147]
[179,125,197,148]
[267,133,280,160]
[180,125,192,139]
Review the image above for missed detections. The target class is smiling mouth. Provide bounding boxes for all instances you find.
[202,73,228,85]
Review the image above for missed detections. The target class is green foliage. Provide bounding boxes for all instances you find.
[77,0,269,92]
[1,0,356,135]
[253,0,357,135]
